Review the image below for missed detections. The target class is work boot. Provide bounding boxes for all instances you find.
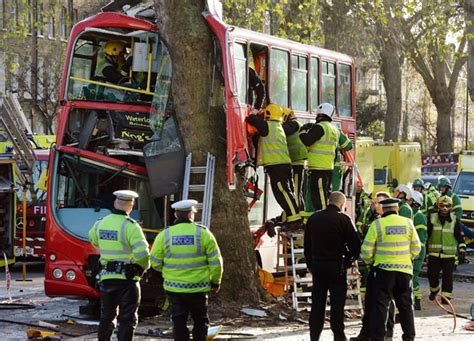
[414,298,421,310]
[349,336,370,341]
[429,291,438,301]
[279,219,303,234]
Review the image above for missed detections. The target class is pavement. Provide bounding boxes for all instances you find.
[1,261,474,340]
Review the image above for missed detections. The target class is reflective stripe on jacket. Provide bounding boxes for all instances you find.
[428,213,458,257]
[257,120,291,166]
[88,213,150,281]
[361,214,421,275]
[306,121,339,170]
[150,222,223,293]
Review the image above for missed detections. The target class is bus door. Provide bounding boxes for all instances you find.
[0,155,17,266]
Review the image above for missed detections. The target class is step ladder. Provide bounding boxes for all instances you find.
[0,93,36,185]
[182,152,215,228]
[277,231,364,313]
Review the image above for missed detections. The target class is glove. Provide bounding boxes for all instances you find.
[124,264,145,280]
[458,251,467,264]
[299,123,313,133]
[264,219,277,238]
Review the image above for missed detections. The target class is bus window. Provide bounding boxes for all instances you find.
[322,61,335,106]
[338,63,352,117]
[291,55,308,112]
[67,29,161,104]
[233,42,247,105]
[270,48,289,107]
[310,57,319,111]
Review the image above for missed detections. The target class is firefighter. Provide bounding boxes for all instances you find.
[300,103,351,213]
[423,182,440,214]
[248,67,265,112]
[150,199,223,341]
[409,190,428,310]
[247,103,301,229]
[88,190,150,341]
[436,176,462,221]
[282,107,307,215]
[98,40,130,85]
[361,198,421,341]
[394,184,413,219]
[427,195,466,301]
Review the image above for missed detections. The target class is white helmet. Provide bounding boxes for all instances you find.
[396,184,412,200]
[316,103,335,118]
[411,190,424,207]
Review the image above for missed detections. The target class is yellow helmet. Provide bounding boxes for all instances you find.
[281,107,295,122]
[437,195,453,215]
[104,41,126,56]
[264,103,283,121]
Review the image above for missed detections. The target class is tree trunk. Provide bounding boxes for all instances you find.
[465,0,474,101]
[155,0,260,303]
[380,42,402,142]
[432,95,454,153]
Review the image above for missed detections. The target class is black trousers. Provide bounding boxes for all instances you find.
[265,164,300,222]
[308,170,332,212]
[310,260,347,341]
[358,269,395,338]
[427,255,455,297]
[98,279,140,341]
[292,164,305,213]
[166,291,209,341]
[370,269,415,341]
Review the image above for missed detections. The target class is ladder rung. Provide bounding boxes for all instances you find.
[189,184,205,192]
[292,264,307,270]
[292,249,305,254]
[190,166,207,173]
[294,277,312,284]
[295,292,312,298]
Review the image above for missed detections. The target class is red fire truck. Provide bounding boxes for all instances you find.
[44,5,357,306]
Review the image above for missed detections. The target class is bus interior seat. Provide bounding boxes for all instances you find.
[58,208,111,238]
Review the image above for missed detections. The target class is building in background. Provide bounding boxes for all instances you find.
[0,0,106,134]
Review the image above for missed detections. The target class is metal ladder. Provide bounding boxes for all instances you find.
[278,232,364,313]
[0,93,36,184]
[182,152,216,228]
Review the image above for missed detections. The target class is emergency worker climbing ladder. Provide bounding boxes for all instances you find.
[247,104,301,227]
[300,103,351,213]
[282,107,307,215]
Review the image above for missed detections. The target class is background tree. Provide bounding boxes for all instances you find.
[155,0,260,302]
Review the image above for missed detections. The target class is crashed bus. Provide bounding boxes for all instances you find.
[44,7,357,309]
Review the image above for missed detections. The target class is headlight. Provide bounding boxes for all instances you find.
[65,270,76,281]
[49,254,56,261]
[53,268,63,279]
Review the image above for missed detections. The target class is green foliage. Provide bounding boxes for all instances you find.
[356,99,385,140]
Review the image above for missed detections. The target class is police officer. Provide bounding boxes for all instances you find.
[409,190,428,310]
[427,195,466,301]
[247,104,301,229]
[150,199,223,341]
[299,103,351,213]
[88,190,150,341]
[361,198,421,341]
[282,107,307,216]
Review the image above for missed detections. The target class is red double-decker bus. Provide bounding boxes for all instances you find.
[45,7,356,304]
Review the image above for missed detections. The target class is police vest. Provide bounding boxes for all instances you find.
[257,120,291,166]
[157,223,222,293]
[287,121,307,165]
[92,214,149,281]
[307,121,339,170]
[372,215,417,275]
[428,213,458,257]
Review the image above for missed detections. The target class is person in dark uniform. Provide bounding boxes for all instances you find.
[248,67,265,112]
[88,190,150,341]
[304,192,361,341]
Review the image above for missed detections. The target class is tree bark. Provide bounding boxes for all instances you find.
[431,92,454,153]
[380,41,402,142]
[465,0,474,101]
[154,0,260,303]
